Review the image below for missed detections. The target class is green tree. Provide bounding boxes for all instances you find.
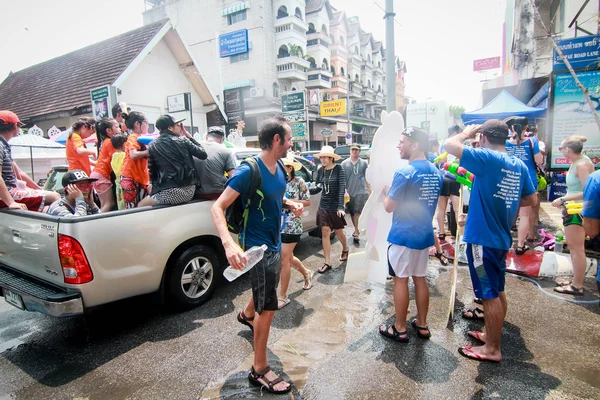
[449,105,466,123]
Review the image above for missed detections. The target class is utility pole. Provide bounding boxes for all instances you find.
[385,0,396,112]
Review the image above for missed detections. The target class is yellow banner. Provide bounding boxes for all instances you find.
[320,99,346,117]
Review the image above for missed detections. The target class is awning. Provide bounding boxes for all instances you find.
[527,81,549,107]
[221,1,250,16]
[224,79,255,90]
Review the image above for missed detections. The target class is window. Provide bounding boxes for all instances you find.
[307,23,315,34]
[340,67,345,76]
[330,66,335,75]
[307,57,316,69]
[272,82,280,98]
[278,45,289,58]
[228,9,247,25]
[321,24,327,35]
[277,6,288,19]
[294,7,302,20]
[322,58,328,70]
[231,52,249,63]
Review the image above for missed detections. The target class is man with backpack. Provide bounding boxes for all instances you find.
[211,116,302,395]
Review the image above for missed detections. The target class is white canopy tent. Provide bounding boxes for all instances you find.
[9,135,66,182]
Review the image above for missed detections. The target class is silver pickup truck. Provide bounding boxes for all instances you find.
[0,153,323,317]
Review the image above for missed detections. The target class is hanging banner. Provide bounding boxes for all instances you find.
[320,99,346,117]
[550,70,600,169]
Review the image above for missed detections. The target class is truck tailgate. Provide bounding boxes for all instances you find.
[0,212,65,287]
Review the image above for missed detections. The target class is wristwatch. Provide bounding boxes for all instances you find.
[560,197,566,205]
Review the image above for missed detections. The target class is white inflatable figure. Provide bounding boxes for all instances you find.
[345,111,407,284]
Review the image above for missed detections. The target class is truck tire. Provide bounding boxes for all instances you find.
[166,245,220,311]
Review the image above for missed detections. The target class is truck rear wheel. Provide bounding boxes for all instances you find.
[166,245,220,310]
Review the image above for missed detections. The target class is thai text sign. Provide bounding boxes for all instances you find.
[550,70,600,169]
[320,99,346,117]
[283,111,305,123]
[219,29,249,58]
[291,123,306,139]
[282,92,305,112]
[473,56,501,71]
[553,35,600,71]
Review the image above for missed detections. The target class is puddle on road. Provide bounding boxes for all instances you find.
[200,281,388,399]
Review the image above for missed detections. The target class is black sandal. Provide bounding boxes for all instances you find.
[438,233,446,241]
[248,365,292,394]
[473,298,483,305]
[553,284,584,296]
[515,244,530,255]
[462,307,485,320]
[237,311,254,332]
[434,251,449,266]
[317,263,332,274]
[340,250,349,261]
[379,323,409,343]
[410,317,431,339]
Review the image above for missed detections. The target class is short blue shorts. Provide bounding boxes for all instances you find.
[466,243,508,300]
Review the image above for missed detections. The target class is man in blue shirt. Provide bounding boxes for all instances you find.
[444,119,536,363]
[379,127,443,343]
[211,117,302,394]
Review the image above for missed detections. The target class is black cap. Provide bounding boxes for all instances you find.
[402,126,429,149]
[155,114,185,131]
[480,119,509,138]
[207,126,225,137]
[61,170,97,187]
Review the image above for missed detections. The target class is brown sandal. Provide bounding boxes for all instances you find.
[248,365,292,394]
[317,263,332,274]
[340,250,349,261]
[237,311,254,332]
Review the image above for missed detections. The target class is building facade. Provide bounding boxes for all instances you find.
[143,0,401,149]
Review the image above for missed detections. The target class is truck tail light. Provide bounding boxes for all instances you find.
[58,234,93,284]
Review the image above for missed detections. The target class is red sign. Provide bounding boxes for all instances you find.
[473,57,501,72]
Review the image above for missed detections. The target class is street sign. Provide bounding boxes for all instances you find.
[283,110,305,123]
[553,35,600,71]
[291,123,306,139]
[219,29,249,58]
[282,92,305,112]
[354,107,364,113]
[473,56,501,71]
[320,99,346,117]
[345,133,352,140]
[421,121,430,133]
[167,93,190,113]
[321,129,333,137]
[427,105,438,115]
[90,85,114,120]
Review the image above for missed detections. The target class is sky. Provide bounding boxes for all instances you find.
[0,0,506,111]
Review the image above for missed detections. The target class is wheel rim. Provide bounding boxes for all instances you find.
[180,256,213,299]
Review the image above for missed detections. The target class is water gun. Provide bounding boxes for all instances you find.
[433,151,447,164]
[442,161,474,189]
[565,201,583,215]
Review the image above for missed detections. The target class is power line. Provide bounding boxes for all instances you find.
[373,1,403,27]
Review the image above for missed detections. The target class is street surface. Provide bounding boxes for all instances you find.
[1,227,599,400]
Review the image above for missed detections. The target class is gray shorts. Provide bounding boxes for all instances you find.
[151,185,195,205]
[248,250,281,314]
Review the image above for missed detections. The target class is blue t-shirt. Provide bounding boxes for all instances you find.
[387,160,443,250]
[227,157,286,252]
[505,138,539,188]
[461,147,536,250]
[582,169,600,219]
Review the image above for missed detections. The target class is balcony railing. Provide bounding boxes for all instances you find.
[331,75,348,89]
[275,16,309,36]
[276,56,310,81]
[307,38,329,49]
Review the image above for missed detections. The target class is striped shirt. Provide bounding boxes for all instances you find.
[316,164,346,211]
[0,136,17,190]
[46,197,100,217]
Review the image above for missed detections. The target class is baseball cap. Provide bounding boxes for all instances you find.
[155,114,186,131]
[350,143,361,151]
[207,126,225,137]
[480,119,509,138]
[61,170,98,187]
[0,110,24,126]
[402,126,429,149]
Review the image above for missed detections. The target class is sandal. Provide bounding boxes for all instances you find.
[248,365,292,394]
[553,284,584,296]
[410,317,431,339]
[340,249,349,261]
[352,233,360,244]
[438,233,446,241]
[278,297,290,309]
[555,280,572,287]
[515,244,530,255]
[473,298,483,305]
[303,270,314,290]
[237,310,254,332]
[467,330,486,344]
[434,251,449,266]
[317,263,332,274]
[458,346,500,363]
[462,307,485,320]
[379,323,409,343]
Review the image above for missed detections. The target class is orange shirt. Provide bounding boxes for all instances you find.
[66,133,92,175]
[120,134,149,186]
[94,138,117,179]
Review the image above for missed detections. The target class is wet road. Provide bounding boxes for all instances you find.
[1,229,599,400]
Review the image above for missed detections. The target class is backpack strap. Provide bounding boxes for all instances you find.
[239,157,264,249]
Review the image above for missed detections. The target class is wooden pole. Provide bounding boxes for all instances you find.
[446,185,464,331]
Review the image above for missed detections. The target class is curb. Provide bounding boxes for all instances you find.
[539,252,598,279]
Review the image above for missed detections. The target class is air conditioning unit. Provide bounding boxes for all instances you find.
[323,93,332,101]
[249,87,265,98]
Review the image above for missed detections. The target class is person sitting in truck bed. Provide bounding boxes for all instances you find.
[0,110,60,211]
[138,115,207,207]
[193,126,236,200]
[46,170,101,217]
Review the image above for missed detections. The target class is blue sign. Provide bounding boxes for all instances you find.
[219,29,248,58]
[553,35,600,71]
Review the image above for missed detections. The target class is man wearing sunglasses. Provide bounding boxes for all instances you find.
[46,170,100,217]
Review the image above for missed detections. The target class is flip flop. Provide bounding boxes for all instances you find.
[317,263,332,274]
[278,298,291,309]
[467,331,486,344]
[462,307,485,320]
[458,346,500,363]
[340,250,349,261]
[303,270,314,290]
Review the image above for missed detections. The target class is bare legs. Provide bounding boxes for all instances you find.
[564,224,586,288]
[351,213,360,237]
[466,293,506,362]
[98,190,115,212]
[517,206,531,248]
[320,226,348,266]
[412,276,430,330]
[138,195,157,208]
[390,276,429,334]
[437,195,460,237]
[279,242,311,300]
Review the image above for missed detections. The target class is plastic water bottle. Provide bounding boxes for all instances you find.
[223,245,268,282]
[554,229,564,253]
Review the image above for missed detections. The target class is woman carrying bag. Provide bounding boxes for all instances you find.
[314,145,349,273]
